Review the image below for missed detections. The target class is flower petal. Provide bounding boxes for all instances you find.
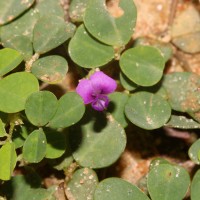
[91,95,109,111]
[76,79,94,104]
[90,71,117,94]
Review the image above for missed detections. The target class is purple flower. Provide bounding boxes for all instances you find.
[76,71,117,111]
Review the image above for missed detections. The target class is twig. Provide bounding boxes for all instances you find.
[168,0,179,27]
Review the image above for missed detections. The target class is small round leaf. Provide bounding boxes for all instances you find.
[0,72,39,113]
[147,164,190,200]
[0,0,34,25]
[0,142,17,180]
[31,55,68,83]
[45,129,66,159]
[69,109,126,168]
[119,72,137,91]
[25,91,58,127]
[84,0,137,46]
[69,0,89,22]
[0,8,39,45]
[191,169,200,200]
[35,0,64,18]
[0,48,23,76]
[108,92,129,128]
[33,15,75,54]
[163,72,200,113]
[2,36,33,61]
[120,46,165,86]
[66,168,98,200]
[94,178,150,200]
[49,92,85,129]
[68,25,114,68]
[125,92,171,130]
[166,114,200,129]
[188,139,200,164]
[23,129,47,163]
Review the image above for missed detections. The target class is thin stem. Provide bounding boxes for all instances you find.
[64,162,79,183]
[168,0,179,27]
[25,53,40,72]
[7,122,15,142]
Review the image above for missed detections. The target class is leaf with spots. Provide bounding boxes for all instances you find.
[120,46,165,87]
[94,177,150,200]
[163,72,200,113]
[69,0,89,22]
[33,15,75,54]
[125,91,171,130]
[84,0,137,46]
[0,8,39,41]
[31,55,68,84]
[69,108,126,168]
[147,163,190,200]
[66,168,98,200]
[165,114,200,129]
[0,0,35,25]
[188,138,200,165]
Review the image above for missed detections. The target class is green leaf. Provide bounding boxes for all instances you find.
[0,173,54,200]
[48,131,73,170]
[119,72,137,91]
[33,15,75,54]
[0,142,17,180]
[125,92,171,130]
[108,92,129,128]
[69,109,126,168]
[28,187,56,200]
[0,48,23,76]
[68,25,114,68]
[133,37,173,62]
[69,0,89,22]
[163,72,200,113]
[48,150,73,171]
[2,36,33,61]
[0,72,39,113]
[0,8,39,46]
[191,169,200,200]
[25,91,58,126]
[84,0,137,46]
[120,46,165,86]
[149,158,170,171]
[35,0,64,18]
[188,139,200,164]
[94,178,150,200]
[45,128,66,159]
[147,163,190,200]
[31,55,68,83]
[0,0,34,25]
[49,92,85,129]
[165,114,200,129]
[66,168,98,200]
[23,129,47,163]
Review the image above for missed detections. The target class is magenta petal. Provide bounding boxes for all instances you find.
[91,95,109,111]
[76,79,94,104]
[90,71,117,94]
